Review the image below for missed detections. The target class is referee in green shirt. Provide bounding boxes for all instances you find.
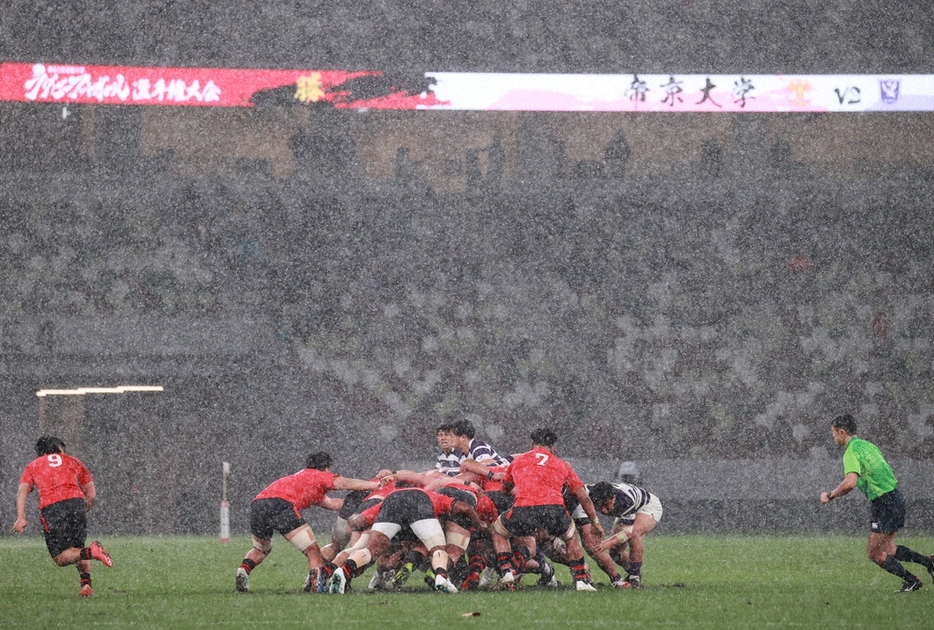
[821,414,934,592]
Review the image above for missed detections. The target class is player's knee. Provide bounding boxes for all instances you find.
[492,518,510,538]
[52,554,71,567]
[560,521,578,542]
[252,536,273,556]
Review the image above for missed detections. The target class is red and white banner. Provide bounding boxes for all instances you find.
[0,62,443,109]
[3,61,934,112]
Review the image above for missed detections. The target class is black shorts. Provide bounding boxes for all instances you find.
[500,504,572,539]
[869,489,906,535]
[40,498,88,559]
[250,498,306,540]
[486,491,514,516]
[339,490,371,520]
[437,486,478,529]
[374,489,436,527]
[351,497,383,520]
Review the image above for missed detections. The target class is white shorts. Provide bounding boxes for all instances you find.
[614,493,663,529]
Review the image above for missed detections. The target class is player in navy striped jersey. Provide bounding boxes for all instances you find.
[450,419,511,466]
[587,481,663,588]
[563,486,627,588]
[434,423,466,477]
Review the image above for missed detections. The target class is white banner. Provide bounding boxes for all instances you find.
[425,73,934,112]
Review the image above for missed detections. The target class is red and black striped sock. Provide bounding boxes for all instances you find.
[467,553,486,574]
[569,557,588,582]
[496,552,515,576]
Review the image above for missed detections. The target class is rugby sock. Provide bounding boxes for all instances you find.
[344,559,359,578]
[513,545,532,574]
[570,557,589,582]
[894,545,932,567]
[79,572,91,588]
[239,558,256,574]
[533,547,546,567]
[627,561,643,578]
[79,547,92,561]
[496,551,515,576]
[461,554,486,589]
[467,553,486,573]
[879,555,914,580]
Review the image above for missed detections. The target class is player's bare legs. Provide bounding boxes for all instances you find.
[623,512,657,585]
[867,530,927,590]
[48,543,112,596]
[320,518,352,562]
[868,531,898,565]
[285,525,326,572]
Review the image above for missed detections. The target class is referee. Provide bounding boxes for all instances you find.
[821,414,934,592]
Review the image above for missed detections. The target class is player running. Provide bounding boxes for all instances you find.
[13,436,113,597]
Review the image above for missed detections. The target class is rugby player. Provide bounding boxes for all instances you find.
[235,452,381,593]
[13,436,113,597]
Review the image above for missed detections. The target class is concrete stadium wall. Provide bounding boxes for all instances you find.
[565,457,934,532]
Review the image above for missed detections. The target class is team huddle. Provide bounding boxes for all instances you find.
[234,420,663,595]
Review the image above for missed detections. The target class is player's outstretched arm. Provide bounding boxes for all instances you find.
[320,496,345,511]
[392,469,433,486]
[333,476,381,492]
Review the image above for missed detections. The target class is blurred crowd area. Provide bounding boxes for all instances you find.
[2,0,930,73]
[1,164,932,463]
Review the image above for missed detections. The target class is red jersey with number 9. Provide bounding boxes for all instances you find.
[503,447,584,507]
[19,453,93,509]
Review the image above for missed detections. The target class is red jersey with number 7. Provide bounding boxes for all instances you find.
[19,453,93,509]
[503,447,584,507]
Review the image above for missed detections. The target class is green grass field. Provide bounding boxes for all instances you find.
[1,533,933,628]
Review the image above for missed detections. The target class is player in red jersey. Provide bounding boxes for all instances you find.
[452,458,513,589]
[491,428,604,591]
[328,486,485,594]
[13,436,113,597]
[235,451,382,593]
[318,472,408,591]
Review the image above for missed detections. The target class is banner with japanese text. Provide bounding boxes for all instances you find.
[2,62,933,112]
